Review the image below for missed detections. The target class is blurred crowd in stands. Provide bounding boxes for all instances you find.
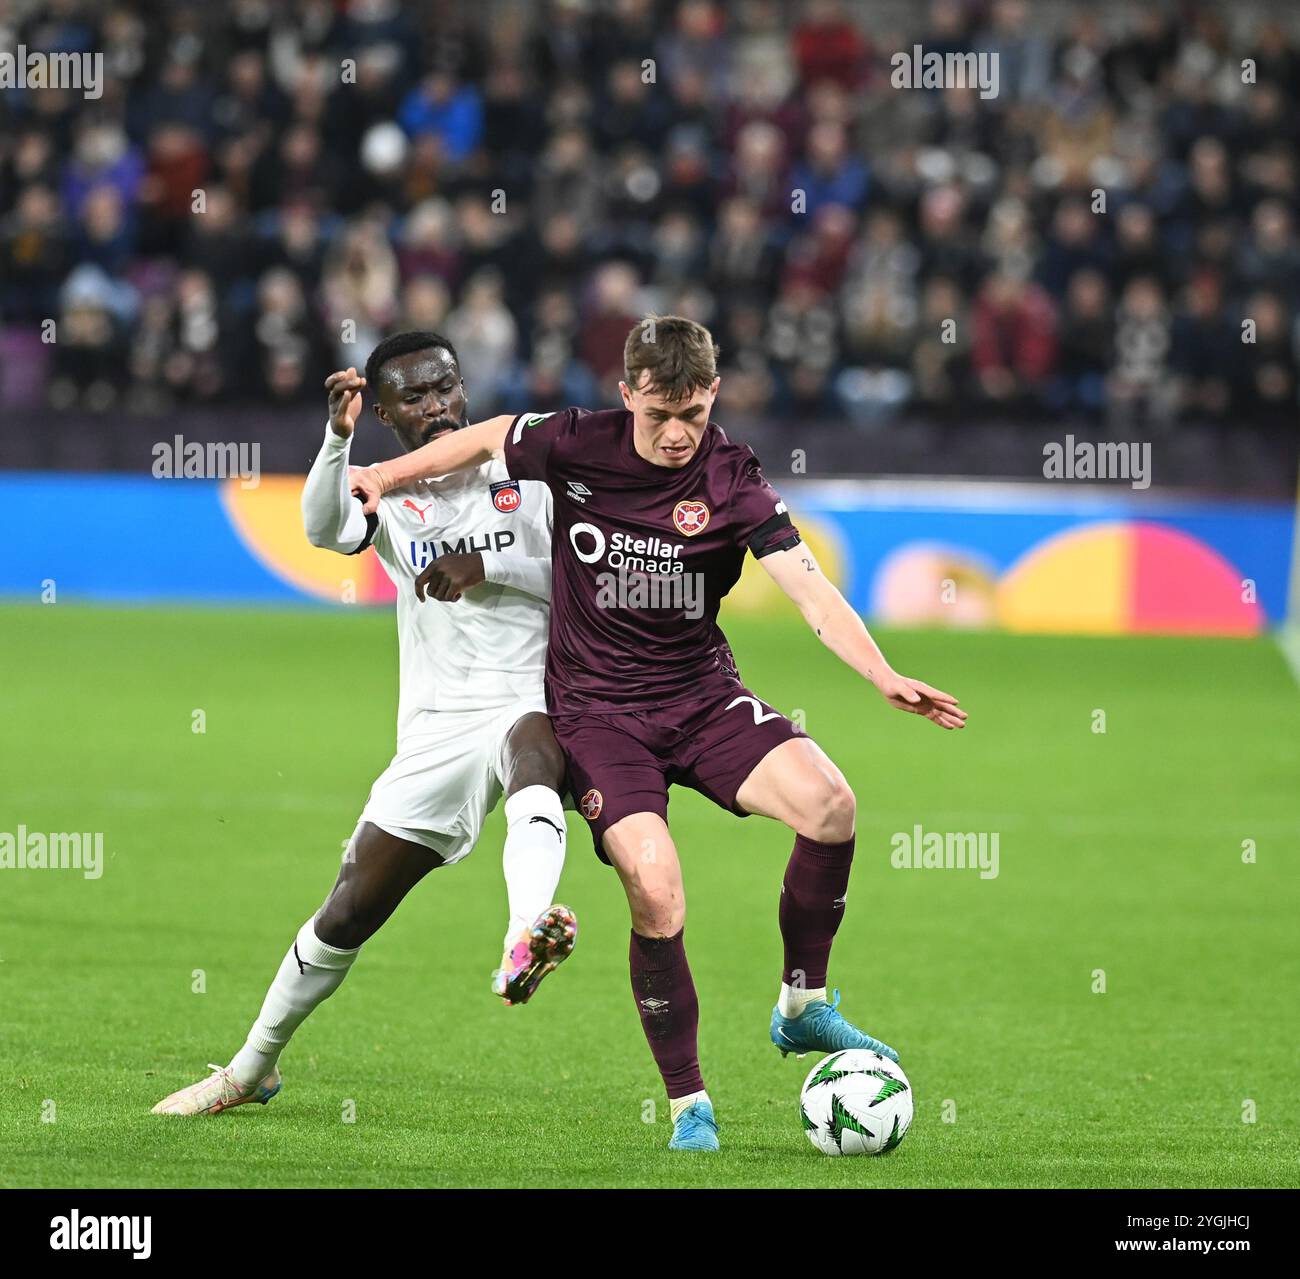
[1,0,1297,430]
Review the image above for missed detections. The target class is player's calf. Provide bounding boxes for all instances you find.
[604,818,714,1143]
[767,833,900,1063]
[735,742,893,1061]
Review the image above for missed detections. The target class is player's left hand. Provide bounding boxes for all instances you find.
[414,553,486,602]
[872,671,967,730]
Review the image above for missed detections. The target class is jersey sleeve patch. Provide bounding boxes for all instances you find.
[504,409,569,483]
[510,410,555,443]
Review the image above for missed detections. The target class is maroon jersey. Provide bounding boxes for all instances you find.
[503,407,801,713]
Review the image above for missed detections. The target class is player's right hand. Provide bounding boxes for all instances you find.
[414,553,486,603]
[326,367,366,438]
[872,671,968,730]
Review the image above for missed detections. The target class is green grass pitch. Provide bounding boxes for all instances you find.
[1,602,1297,1188]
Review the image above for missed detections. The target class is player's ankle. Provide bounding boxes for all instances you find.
[669,1089,710,1123]
[778,982,827,1018]
[228,1050,272,1090]
[501,916,532,953]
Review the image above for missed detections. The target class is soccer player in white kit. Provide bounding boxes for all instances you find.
[152,332,575,1117]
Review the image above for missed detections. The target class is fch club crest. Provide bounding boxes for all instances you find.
[490,480,522,513]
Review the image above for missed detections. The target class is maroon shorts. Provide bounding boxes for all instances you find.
[552,678,806,863]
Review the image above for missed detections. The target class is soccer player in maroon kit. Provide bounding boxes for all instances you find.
[351,316,966,1150]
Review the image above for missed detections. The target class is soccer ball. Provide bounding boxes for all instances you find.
[799,1050,913,1156]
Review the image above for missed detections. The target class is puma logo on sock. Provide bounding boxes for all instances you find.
[529,815,564,841]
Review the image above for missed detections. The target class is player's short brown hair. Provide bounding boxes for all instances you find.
[623,315,720,401]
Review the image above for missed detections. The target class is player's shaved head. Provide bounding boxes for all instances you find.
[365,329,460,392]
[365,331,469,453]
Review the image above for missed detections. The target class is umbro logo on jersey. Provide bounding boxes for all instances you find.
[490,479,521,513]
[566,482,592,504]
[402,498,432,523]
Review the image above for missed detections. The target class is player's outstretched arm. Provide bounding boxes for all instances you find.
[759,543,968,731]
[350,416,514,512]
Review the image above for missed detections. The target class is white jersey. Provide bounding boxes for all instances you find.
[302,427,552,740]
[370,461,551,729]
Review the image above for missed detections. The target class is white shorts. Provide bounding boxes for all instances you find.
[359,698,549,865]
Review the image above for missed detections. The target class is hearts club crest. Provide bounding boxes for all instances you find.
[672,500,710,537]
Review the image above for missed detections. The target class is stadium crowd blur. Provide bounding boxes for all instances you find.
[1,0,1298,434]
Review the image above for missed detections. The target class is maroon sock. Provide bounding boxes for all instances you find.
[629,928,704,1100]
[779,833,855,988]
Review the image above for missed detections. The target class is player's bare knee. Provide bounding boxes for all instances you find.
[803,776,856,843]
[631,894,684,937]
[633,917,683,939]
[504,739,565,793]
[314,912,362,950]
[620,865,683,935]
[504,715,566,793]
[315,896,373,950]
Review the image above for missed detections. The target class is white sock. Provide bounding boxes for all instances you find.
[670,1089,711,1123]
[501,785,567,950]
[778,982,827,1019]
[229,918,359,1086]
